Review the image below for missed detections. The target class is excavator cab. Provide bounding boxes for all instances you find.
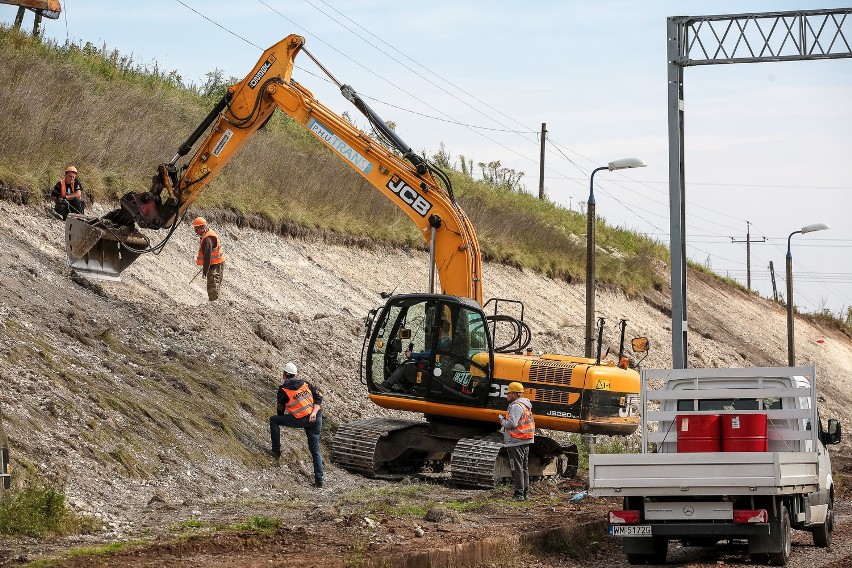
[364,294,494,407]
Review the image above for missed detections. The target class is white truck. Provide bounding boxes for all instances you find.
[588,365,842,566]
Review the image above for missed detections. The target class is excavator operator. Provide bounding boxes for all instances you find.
[382,319,451,393]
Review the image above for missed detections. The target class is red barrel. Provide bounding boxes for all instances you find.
[676,414,721,452]
[722,414,768,452]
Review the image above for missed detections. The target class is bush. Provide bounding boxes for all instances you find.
[0,484,69,536]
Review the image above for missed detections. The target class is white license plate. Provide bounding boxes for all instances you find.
[609,525,653,537]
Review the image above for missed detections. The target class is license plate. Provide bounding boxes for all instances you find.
[609,525,653,537]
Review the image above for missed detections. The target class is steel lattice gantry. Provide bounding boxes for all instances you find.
[667,8,852,368]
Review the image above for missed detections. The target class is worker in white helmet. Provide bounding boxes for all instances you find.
[268,361,325,488]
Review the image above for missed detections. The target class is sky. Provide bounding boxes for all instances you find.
[3,0,851,318]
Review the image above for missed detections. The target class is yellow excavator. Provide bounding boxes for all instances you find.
[65,34,647,487]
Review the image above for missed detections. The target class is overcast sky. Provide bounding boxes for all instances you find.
[4,0,851,318]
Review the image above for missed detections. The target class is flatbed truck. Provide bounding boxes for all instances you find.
[588,366,841,565]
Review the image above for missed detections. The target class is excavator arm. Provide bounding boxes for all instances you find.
[66,34,482,303]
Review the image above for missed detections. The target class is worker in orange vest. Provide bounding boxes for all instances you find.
[269,361,324,488]
[192,217,225,301]
[51,165,85,220]
[499,382,535,500]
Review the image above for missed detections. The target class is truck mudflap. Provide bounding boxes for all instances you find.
[65,213,148,281]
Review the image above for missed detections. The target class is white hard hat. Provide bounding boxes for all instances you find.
[283,361,298,376]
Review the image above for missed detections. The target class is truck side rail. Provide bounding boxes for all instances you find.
[589,451,819,496]
[639,365,819,454]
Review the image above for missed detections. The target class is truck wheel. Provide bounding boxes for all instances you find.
[812,495,834,547]
[767,505,791,566]
[625,552,647,565]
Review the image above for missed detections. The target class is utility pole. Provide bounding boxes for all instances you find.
[538,123,546,200]
[769,261,778,302]
[731,221,765,290]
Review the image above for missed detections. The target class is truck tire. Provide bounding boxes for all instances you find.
[812,495,834,548]
[767,505,791,566]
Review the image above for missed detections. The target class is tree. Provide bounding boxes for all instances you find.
[432,142,451,169]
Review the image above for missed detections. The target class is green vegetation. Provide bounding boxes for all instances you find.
[0,483,97,537]
[230,515,279,533]
[569,434,632,472]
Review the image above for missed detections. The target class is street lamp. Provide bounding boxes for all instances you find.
[785,222,830,366]
[585,157,646,358]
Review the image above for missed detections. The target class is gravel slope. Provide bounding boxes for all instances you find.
[1,197,850,566]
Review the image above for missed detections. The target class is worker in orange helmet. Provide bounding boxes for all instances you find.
[50,165,85,220]
[192,217,225,301]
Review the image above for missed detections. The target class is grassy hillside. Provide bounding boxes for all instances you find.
[0,26,669,294]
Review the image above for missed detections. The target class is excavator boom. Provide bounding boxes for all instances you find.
[63,34,643,486]
[65,35,482,302]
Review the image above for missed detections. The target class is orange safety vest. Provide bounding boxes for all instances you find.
[508,400,535,440]
[196,228,225,266]
[281,382,315,419]
[59,179,78,199]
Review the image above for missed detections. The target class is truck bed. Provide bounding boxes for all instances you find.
[589,450,818,497]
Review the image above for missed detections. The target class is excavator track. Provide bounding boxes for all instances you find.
[331,417,424,477]
[450,435,506,488]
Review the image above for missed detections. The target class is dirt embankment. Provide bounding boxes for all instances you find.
[1,198,851,567]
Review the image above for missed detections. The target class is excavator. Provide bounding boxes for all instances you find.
[64,34,647,487]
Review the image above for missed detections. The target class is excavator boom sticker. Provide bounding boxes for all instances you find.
[307,118,373,174]
[212,129,234,157]
[248,55,275,89]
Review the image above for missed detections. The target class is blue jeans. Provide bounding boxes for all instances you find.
[269,412,324,484]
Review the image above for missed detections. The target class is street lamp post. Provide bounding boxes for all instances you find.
[785,222,830,366]
[585,157,646,358]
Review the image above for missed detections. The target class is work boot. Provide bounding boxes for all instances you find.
[267,448,281,459]
[313,480,323,488]
[512,493,525,501]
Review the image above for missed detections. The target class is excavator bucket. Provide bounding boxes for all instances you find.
[0,1,62,18]
[65,214,147,281]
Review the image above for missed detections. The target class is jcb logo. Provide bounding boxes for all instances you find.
[387,175,432,217]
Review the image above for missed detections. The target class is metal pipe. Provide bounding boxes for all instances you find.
[428,224,437,294]
[786,231,800,367]
[585,166,606,358]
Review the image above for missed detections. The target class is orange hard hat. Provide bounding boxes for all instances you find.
[192,217,207,228]
[65,165,78,174]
